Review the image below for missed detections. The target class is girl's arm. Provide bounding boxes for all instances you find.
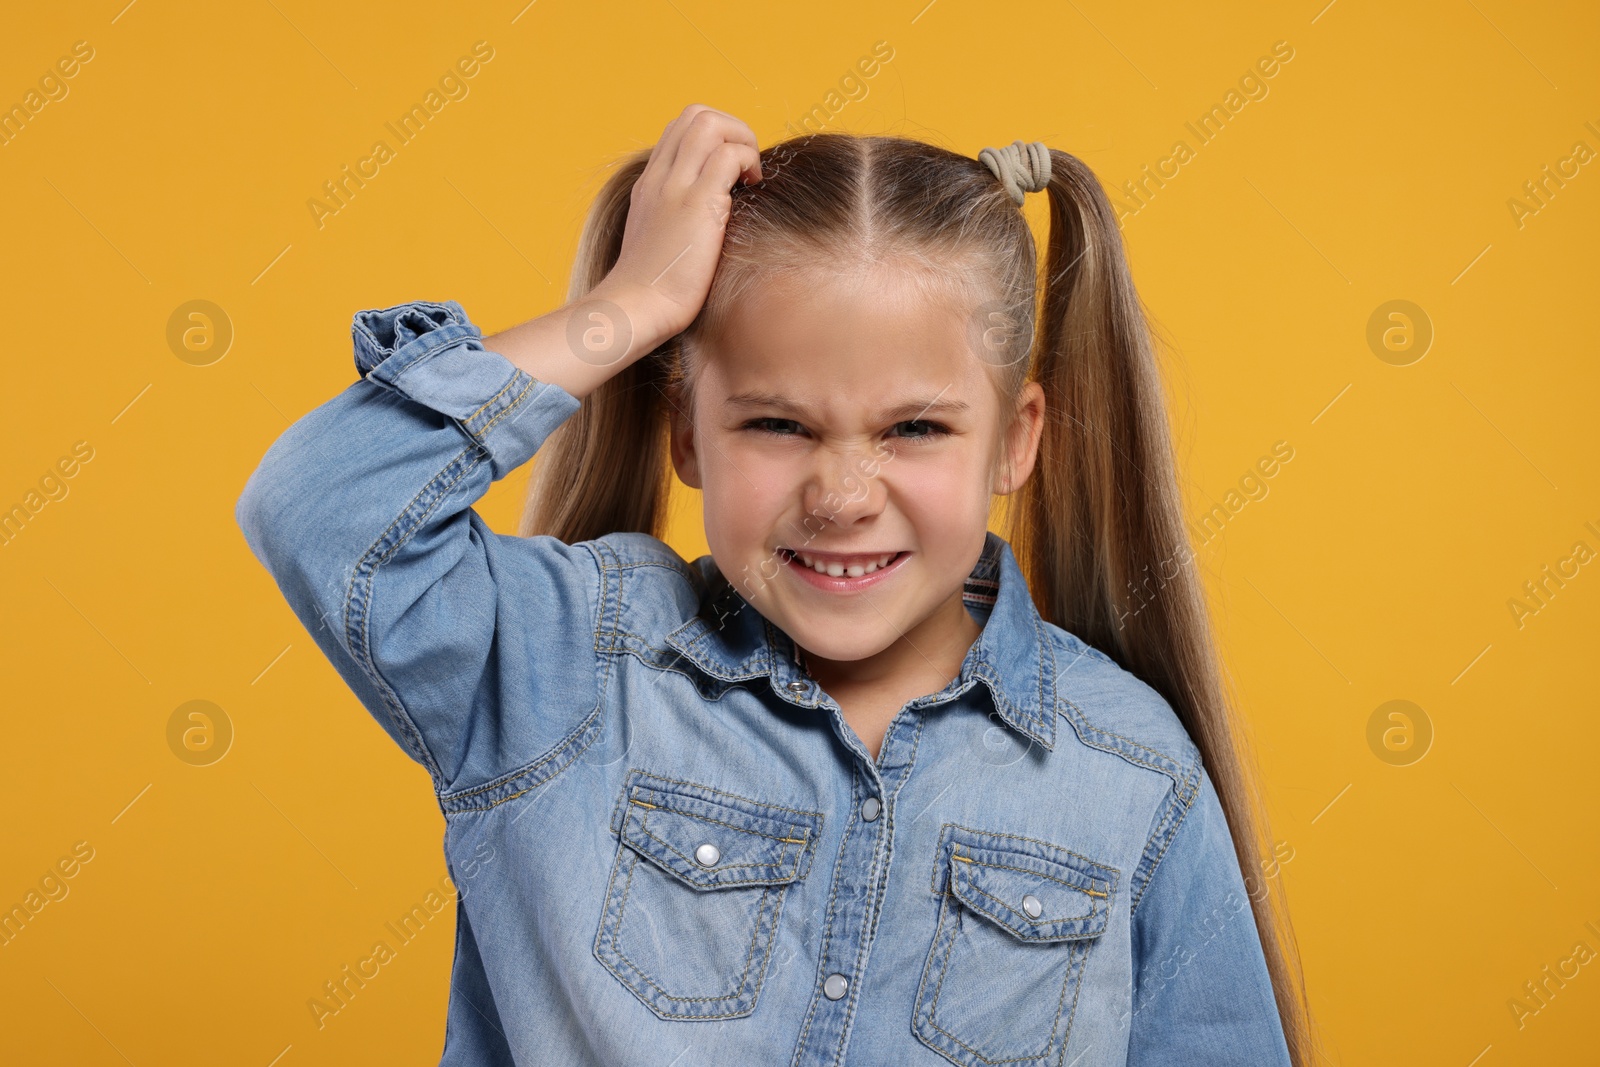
[234,105,762,796]
[1124,772,1294,1065]
[234,298,643,795]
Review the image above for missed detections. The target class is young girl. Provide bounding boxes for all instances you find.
[238,104,1314,1066]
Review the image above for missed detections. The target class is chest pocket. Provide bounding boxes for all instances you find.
[593,769,824,1020]
[914,824,1119,1067]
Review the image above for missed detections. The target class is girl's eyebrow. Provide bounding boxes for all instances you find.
[724,391,969,422]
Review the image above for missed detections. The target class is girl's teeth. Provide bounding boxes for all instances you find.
[794,551,896,577]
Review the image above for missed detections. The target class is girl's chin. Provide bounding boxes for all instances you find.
[781,624,901,668]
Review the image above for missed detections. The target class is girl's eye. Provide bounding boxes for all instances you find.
[889,420,950,443]
[744,417,806,438]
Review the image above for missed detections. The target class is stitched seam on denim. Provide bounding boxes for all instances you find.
[628,810,807,876]
[608,880,777,1012]
[955,878,1091,940]
[830,710,928,1067]
[628,813,804,884]
[955,867,1105,928]
[598,557,698,577]
[1055,694,1189,793]
[1033,604,1053,740]
[911,865,953,1049]
[462,369,524,432]
[926,892,1082,1065]
[626,797,811,845]
[1177,760,1201,805]
[596,654,742,701]
[953,877,1102,938]
[440,697,603,803]
[345,445,484,784]
[438,700,607,814]
[922,891,962,1053]
[357,448,482,782]
[928,825,1122,894]
[927,878,1084,1065]
[1052,943,1092,1066]
[632,647,743,688]
[956,854,1111,899]
[930,945,1078,1066]
[971,663,1044,748]
[1130,784,1191,918]
[439,539,609,808]
[858,710,926,949]
[603,816,781,1012]
[347,563,435,779]
[655,641,765,682]
[593,810,631,985]
[604,540,627,666]
[470,373,540,442]
[791,768,862,1057]
[627,829,801,880]
[368,447,479,568]
[624,771,829,823]
[595,555,697,588]
[600,627,661,644]
[1132,790,1187,917]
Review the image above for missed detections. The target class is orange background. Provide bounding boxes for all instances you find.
[2,1,1596,1063]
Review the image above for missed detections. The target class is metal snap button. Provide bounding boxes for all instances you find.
[823,973,849,1000]
[861,797,881,822]
[1021,893,1042,919]
[786,680,807,693]
[694,843,720,867]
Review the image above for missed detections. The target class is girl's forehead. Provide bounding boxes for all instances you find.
[702,271,988,386]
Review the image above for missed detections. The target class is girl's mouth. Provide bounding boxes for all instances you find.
[777,547,910,592]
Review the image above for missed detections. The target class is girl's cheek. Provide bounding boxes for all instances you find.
[892,458,976,503]
[704,463,791,529]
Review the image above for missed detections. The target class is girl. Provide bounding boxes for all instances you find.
[237,104,1314,1066]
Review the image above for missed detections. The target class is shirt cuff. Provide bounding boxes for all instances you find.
[351,299,582,480]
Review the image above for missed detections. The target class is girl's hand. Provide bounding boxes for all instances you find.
[594,104,764,348]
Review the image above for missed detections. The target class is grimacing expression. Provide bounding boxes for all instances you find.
[668,267,1045,668]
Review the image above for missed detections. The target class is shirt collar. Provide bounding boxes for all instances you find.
[665,530,1059,752]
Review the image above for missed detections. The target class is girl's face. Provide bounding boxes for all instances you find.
[669,267,1046,690]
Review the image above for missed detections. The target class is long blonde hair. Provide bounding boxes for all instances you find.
[520,131,1315,1061]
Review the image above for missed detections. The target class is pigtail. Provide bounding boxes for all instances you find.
[1012,148,1317,1063]
[517,148,678,543]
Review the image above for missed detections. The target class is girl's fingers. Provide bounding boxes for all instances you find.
[642,104,715,181]
[640,105,703,180]
[667,109,760,191]
[691,142,763,205]
[641,105,759,193]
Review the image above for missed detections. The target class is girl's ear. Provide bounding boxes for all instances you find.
[669,400,704,490]
[994,382,1046,495]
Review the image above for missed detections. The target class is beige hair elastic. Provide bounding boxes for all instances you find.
[978,140,1052,205]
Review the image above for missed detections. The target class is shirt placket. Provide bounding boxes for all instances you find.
[775,640,970,1067]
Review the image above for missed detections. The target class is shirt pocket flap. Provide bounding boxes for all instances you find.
[937,825,1118,942]
[614,770,825,891]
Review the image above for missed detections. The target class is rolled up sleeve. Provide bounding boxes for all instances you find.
[235,299,601,795]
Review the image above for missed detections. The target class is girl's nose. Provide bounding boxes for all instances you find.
[802,448,885,528]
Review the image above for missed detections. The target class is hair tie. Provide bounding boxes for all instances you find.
[978,140,1052,205]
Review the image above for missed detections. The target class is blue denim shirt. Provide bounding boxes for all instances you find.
[235,300,1292,1067]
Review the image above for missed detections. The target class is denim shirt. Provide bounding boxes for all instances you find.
[234,300,1292,1067]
